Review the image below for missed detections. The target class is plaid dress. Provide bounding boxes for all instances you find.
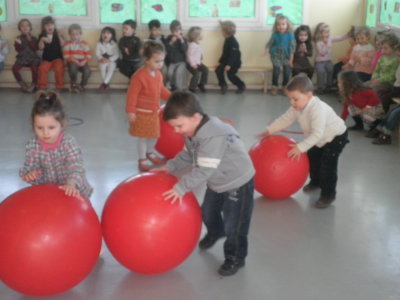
[19,133,93,199]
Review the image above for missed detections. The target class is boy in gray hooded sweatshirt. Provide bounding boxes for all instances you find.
[154,91,255,276]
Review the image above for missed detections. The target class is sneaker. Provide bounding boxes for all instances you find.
[146,152,165,165]
[198,84,206,93]
[99,83,106,91]
[138,159,152,172]
[314,196,335,209]
[270,86,278,96]
[364,128,381,138]
[348,123,364,131]
[189,88,196,93]
[70,84,79,94]
[303,183,319,193]
[221,85,228,95]
[77,85,85,92]
[198,234,225,250]
[218,258,245,276]
[236,86,246,94]
[372,134,391,145]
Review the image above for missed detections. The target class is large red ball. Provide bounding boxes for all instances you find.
[101,172,202,275]
[0,185,102,297]
[249,135,310,199]
[155,107,184,159]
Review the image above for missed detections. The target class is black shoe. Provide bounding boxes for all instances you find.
[364,128,381,138]
[236,86,246,94]
[198,234,225,250]
[221,85,228,95]
[218,258,245,276]
[198,84,206,93]
[348,116,364,131]
[189,88,196,93]
[303,183,319,192]
[314,196,335,209]
[372,134,391,145]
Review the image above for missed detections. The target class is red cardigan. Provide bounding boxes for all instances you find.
[341,89,381,120]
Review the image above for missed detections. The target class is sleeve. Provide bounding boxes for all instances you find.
[110,42,120,62]
[316,41,329,56]
[63,41,73,62]
[289,36,296,55]
[95,42,102,60]
[83,41,92,63]
[227,39,240,67]
[341,102,349,120]
[179,38,188,54]
[332,34,348,43]
[371,57,382,81]
[365,90,381,106]
[297,108,326,152]
[172,136,228,197]
[266,107,297,135]
[160,81,171,101]
[187,43,196,67]
[125,75,142,113]
[0,40,9,59]
[64,137,88,189]
[19,141,40,183]
[265,35,274,50]
[347,49,356,67]
[166,145,193,173]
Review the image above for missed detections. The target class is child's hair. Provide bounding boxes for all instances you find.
[68,23,82,35]
[170,20,182,32]
[313,22,329,42]
[374,29,390,45]
[99,26,117,43]
[31,91,66,126]
[294,25,313,51]
[273,14,293,33]
[354,26,370,39]
[142,40,165,60]
[17,18,32,31]
[40,16,57,36]
[337,70,368,101]
[148,19,161,30]
[220,20,236,36]
[381,31,399,50]
[123,19,137,30]
[163,91,204,121]
[187,26,202,43]
[285,74,314,94]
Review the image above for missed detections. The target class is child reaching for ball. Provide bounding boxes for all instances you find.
[256,74,348,209]
[19,90,92,199]
[153,91,255,276]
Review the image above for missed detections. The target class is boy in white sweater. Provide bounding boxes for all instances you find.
[257,74,349,208]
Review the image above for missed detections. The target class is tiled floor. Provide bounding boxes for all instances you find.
[1,88,400,300]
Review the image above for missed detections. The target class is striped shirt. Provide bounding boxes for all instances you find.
[63,39,92,63]
[19,133,93,199]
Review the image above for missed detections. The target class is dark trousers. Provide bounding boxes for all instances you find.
[356,72,371,82]
[307,131,348,199]
[215,64,245,89]
[272,64,291,87]
[373,82,395,113]
[201,178,254,261]
[292,66,314,80]
[118,59,142,78]
[12,63,39,84]
[187,63,209,90]
[67,62,91,87]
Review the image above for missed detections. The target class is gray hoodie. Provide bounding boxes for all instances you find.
[166,116,255,196]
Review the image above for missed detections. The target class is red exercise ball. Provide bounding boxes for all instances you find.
[249,135,310,199]
[101,172,202,275]
[0,184,102,297]
[155,107,184,159]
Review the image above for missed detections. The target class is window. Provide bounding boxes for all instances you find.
[18,0,88,16]
[0,0,6,22]
[365,0,378,27]
[265,0,304,25]
[140,0,177,25]
[99,0,136,24]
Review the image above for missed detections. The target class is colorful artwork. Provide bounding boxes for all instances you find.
[189,0,255,18]
[0,0,6,22]
[19,0,87,16]
[100,0,136,24]
[365,0,378,27]
[266,0,303,25]
[140,0,176,24]
[380,0,400,26]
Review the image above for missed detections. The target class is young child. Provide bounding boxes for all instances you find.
[313,23,350,94]
[154,91,255,276]
[12,19,40,93]
[371,103,400,145]
[257,74,348,209]
[338,70,383,131]
[118,19,142,78]
[265,14,295,95]
[96,27,119,91]
[0,23,9,75]
[63,24,92,93]
[186,26,208,93]
[20,90,92,199]
[292,25,313,80]
[370,30,387,73]
[342,26,375,82]
[125,40,171,172]
[38,16,65,91]
[371,32,400,114]
[332,27,356,87]
[216,20,245,94]
[165,20,187,91]
[148,19,167,82]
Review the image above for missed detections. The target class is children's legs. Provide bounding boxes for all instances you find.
[325,61,334,87]
[187,65,200,90]
[227,67,245,89]
[80,64,91,87]
[167,63,177,89]
[53,59,65,89]
[315,62,326,90]
[380,104,400,134]
[38,61,52,89]
[199,64,209,86]
[271,65,280,87]
[145,138,158,154]
[201,188,225,237]
[11,63,24,82]
[31,64,39,86]
[99,62,107,83]
[215,64,227,87]
[318,131,348,199]
[307,146,323,187]
[282,64,291,87]
[137,138,147,160]
[222,178,254,261]
[104,61,116,84]
[67,62,79,85]
[174,62,186,90]
[118,60,131,78]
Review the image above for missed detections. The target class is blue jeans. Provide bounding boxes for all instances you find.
[201,178,254,261]
[379,104,400,134]
[0,61,4,72]
[272,64,291,87]
[315,61,333,89]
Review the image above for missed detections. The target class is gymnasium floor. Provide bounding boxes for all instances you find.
[1,88,400,300]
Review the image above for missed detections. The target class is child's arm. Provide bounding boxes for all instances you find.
[296,110,326,153]
[125,75,142,122]
[260,107,298,137]
[110,42,121,62]
[264,35,274,56]
[79,41,92,66]
[19,140,41,184]
[315,40,330,56]
[186,43,197,68]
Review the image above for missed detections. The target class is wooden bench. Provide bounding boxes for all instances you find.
[0,64,271,92]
